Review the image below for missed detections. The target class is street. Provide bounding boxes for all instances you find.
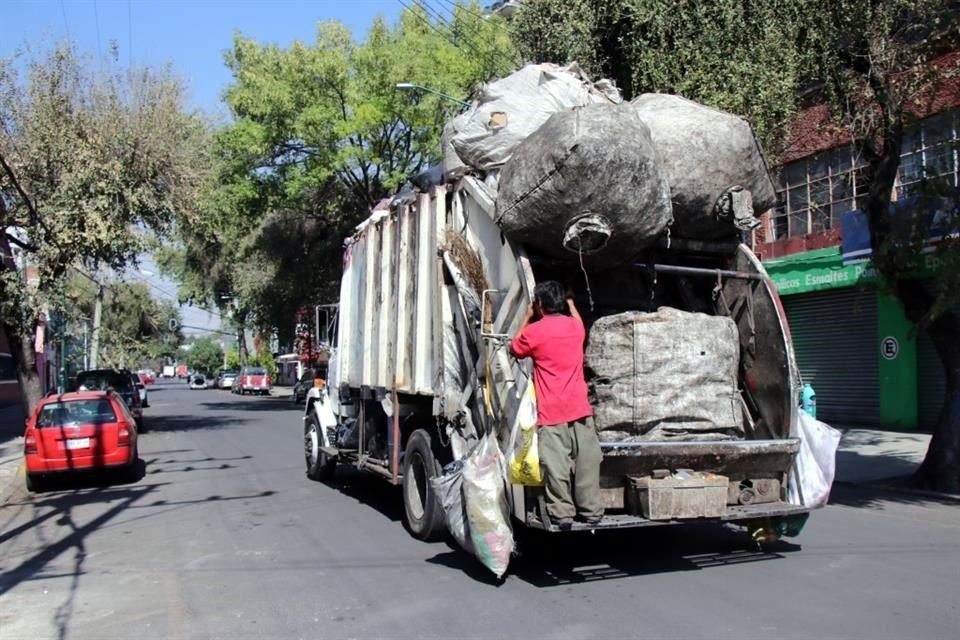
[0,382,958,640]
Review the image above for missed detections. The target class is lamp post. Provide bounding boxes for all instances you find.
[395,82,471,108]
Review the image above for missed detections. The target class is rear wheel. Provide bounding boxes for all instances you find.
[402,428,446,541]
[305,414,336,481]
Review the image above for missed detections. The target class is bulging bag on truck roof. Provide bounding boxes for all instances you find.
[448,62,621,172]
[586,307,744,441]
[631,93,776,239]
[495,103,673,267]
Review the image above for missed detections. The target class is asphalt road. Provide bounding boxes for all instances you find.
[1,381,959,640]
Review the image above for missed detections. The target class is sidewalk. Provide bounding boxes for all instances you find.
[835,427,930,484]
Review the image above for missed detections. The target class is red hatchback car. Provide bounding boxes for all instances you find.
[24,391,139,492]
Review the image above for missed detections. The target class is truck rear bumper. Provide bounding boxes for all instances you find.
[526,500,813,533]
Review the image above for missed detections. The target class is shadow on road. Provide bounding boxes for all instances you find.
[200,398,302,413]
[829,480,960,509]
[322,466,404,523]
[427,521,800,587]
[146,413,250,433]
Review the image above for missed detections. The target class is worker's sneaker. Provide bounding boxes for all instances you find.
[577,514,604,526]
[553,517,574,531]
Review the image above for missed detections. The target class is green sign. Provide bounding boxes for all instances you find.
[768,260,878,295]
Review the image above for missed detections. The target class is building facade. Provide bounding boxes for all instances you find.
[756,53,959,430]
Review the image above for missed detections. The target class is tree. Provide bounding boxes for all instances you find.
[802,0,960,490]
[0,44,209,414]
[510,0,806,154]
[513,0,960,490]
[184,337,224,376]
[163,3,518,347]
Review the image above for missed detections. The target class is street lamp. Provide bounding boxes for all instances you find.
[395,82,471,108]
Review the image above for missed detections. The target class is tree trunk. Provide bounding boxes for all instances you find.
[0,235,43,417]
[237,321,248,367]
[914,309,960,493]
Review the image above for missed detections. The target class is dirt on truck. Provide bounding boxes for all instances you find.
[301,63,837,577]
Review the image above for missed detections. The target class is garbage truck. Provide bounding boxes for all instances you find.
[301,64,829,567]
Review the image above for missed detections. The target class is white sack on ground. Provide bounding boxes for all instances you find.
[631,94,776,239]
[586,307,743,440]
[449,62,621,172]
[787,410,841,507]
[495,103,672,266]
[461,432,514,578]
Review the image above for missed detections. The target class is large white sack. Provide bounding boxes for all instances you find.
[461,432,514,578]
[631,93,776,239]
[449,63,621,172]
[787,410,842,507]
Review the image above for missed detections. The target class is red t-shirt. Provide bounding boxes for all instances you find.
[510,314,593,426]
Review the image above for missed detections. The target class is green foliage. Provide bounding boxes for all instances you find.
[246,344,277,381]
[66,277,183,370]
[511,0,807,156]
[0,43,208,410]
[165,3,518,342]
[185,337,224,376]
[224,348,240,370]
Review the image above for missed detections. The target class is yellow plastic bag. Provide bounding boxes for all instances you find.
[509,383,543,486]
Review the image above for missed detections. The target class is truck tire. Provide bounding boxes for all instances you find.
[305,413,336,481]
[402,428,446,541]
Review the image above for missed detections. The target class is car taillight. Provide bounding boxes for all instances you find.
[117,423,131,447]
[24,432,38,454]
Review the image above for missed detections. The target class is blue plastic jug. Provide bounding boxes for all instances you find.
[801,383,816,418]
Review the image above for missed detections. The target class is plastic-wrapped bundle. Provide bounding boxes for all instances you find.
[430,460,473,553]
[631,94,776,239]
[448,63,621,172]
[461,432,514,578]
[586,307,743,440]
[495,103,673,267]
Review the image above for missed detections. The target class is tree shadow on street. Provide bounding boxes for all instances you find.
[319,466,404,524]
[426,521,800,587]
[200,398,303,414]
[146,413,249,433]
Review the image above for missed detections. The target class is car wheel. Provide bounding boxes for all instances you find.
[136,417,147,434]
[121,445,141,483]
[25,473,45,493]
[305,414,336,481]
[402,429,446,541]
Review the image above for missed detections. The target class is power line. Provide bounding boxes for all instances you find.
[127,0,133,66]
[59,0,71,37]
[414,0,518,74]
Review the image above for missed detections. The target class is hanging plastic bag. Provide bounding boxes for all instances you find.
[461,432,515,578]
[430,460,473,554]
[787,409,842,507]
[509,384,543,486]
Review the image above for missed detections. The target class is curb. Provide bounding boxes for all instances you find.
[836,479,960,503]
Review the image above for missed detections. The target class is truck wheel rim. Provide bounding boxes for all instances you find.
[305,423,319,468]
[406,453,426,520]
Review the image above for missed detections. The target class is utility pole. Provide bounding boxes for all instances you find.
[89,280,104,369]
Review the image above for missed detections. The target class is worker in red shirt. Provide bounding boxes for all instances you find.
[510,281,603,527]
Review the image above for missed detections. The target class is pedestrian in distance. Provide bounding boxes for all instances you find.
[510,280,603,528]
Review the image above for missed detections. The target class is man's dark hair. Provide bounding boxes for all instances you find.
[534,281,565,314]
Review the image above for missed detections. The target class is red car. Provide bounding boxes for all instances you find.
[235,366,271,395]
[24,391,139,492]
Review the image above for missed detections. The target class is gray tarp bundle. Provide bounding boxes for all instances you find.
[586,307,744,441]
[447,62,621,173]
[495,103,673,266]
[631,93,777,239]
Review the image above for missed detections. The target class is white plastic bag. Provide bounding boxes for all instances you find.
[788,409,841,507]
[430,461,473,554]
[461,432,514,578]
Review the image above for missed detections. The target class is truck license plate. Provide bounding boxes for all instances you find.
[66,438,90,450]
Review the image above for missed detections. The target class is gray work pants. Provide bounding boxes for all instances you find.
[537,416,603,521]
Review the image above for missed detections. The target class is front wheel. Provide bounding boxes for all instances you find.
[305,414,336,481]
[402,428,446,541]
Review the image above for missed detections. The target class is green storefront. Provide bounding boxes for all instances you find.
[763,248,943,431]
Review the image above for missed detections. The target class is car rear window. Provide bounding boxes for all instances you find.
[245,368,267,375]
[74,371,132,392]
[37,399,118,428]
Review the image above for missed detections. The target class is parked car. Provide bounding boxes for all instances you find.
[23,390,139,491]
[218,370,239,390]
[138,370,156,385]
[130,373,149,408]
[236,366,271,395]
[292,367,327,404]
[189,374,208,390]
[72,369,145,432]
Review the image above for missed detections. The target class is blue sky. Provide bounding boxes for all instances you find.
[2,0,406,334]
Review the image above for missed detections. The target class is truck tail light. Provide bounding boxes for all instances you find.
[117,423,131,447]
[24,432,38,454]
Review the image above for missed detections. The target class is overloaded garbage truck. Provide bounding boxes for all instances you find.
[301,64,836,577]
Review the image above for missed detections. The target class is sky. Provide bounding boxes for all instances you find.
[1,0,405,334]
